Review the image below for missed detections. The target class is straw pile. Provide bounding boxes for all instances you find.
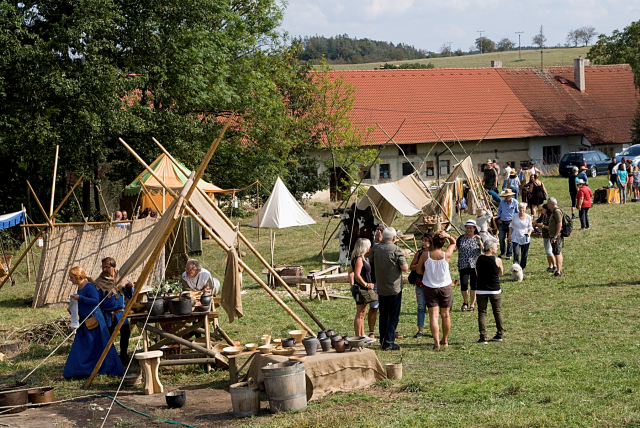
[6,317,72,346]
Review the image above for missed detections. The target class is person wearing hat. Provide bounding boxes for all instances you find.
[502,169,521,200]
[576,179,593,229]
[578,166,589,187]
[568,166,580,219]
[532,203,557,272]
[496,189,518,259]
[483,159,498,192]
[455,220,483,311]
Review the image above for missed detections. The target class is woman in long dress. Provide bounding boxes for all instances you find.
[63,266,124,379]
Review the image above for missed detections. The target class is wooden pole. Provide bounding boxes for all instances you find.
[150,136,326,330]
[140,182,163,217]
[27,182,53,228]
[0,175,84,291]
[122,139,317,335]
[97,185,110,220]
[21,220,134,228]
[257,181,260,241]
[21,205,30,281]
[50,145,59,219]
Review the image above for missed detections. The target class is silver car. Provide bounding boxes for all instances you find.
[617,145,640,167]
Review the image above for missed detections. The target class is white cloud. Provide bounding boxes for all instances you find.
[365,0,415,17]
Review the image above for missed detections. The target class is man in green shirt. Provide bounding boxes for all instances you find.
[370,227,408,351]
[547,197,564,278]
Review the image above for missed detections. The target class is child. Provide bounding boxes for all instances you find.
[628,161,635,198]
[633,166,640,201]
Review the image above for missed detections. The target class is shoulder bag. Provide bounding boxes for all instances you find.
[356,285,378,305]
[85,314,99,330]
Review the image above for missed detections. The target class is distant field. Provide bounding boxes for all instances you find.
[330,46,591,70]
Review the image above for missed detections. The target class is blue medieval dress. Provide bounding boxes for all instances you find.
[63,282,125,378]
[99,284,133,361]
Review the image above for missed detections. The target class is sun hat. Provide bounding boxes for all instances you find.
[500,189,515,197]
[577,178,585,185]
[580,165,587,171]
[465,219,477,228]
[509,169,517,176]
[486,158,493,164]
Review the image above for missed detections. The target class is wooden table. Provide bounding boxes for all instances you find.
[397,233,417,251]
[226,349,260,384]
[128,309,220,372]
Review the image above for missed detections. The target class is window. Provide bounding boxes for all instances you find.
[402,162,414,176]
[426,161,434,177]
[360,167,371,180]
[439,160,450,176]
[543,145,561,165]
[398,144,417,156]
[379,164,390,179]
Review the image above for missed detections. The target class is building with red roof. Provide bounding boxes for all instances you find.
[312,57,639,187]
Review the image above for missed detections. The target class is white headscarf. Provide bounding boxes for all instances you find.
[181,268,212,291]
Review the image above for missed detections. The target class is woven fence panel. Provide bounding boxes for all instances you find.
[33,217,165,308]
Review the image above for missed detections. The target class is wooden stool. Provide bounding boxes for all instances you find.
[135,350,164,395]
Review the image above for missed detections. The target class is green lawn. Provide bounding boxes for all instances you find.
[330,47,592,71]
[2,173,640,427]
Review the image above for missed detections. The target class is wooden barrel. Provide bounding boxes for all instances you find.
[386,363,403,380]
[230,379,260,417]
[261,362,307,413]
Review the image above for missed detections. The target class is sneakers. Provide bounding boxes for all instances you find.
[490,335,503,342]
[546,266,557,272]
[476,336,488,345]
[553,272,563,278]
[382,344,401,351]
[571,214,578,219]
[413,332,424,338]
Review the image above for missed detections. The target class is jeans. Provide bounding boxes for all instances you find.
[379,291,402,349]
[477,293,504,339]
[579,207,590,228]
[487,189,501,206]
[415,287,426,328]
[512,242,530,269]
[618,184,626,203]
[498,222,512,257]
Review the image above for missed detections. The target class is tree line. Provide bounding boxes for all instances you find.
[300,34,429,64]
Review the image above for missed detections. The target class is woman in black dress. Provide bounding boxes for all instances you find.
[527,174,547,217]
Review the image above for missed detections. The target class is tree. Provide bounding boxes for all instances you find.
[496,38,515,51]
[588,20,640,85]
[532,26,547,48]
[454,48,466,56]
[566,29,580,47]
[440,43,452,56]
[475,37,496,53]
[578,26,598,46]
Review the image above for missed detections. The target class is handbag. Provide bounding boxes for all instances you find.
[357,285,378,305]
[408,250,423,285]
[85,314,99,330]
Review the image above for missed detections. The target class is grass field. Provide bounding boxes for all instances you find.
[2,173,640,427]
[330,47,592,71]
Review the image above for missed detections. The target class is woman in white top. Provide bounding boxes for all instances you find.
[416,231,456,350]
[508,202,534,271]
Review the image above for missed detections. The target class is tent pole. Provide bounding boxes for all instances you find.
[140,182,163,217]
[0,175,84,291]
[150,138,326,330]
[257,182,260,242]
[129,138,319,334]
[27,182,53,228]
[21,205,30,281]
[50,145,59,220]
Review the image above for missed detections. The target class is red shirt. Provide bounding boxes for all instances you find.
[576,186,593,208]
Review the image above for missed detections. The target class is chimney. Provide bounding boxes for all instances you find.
[574,55,585,92]
[491,60,502,68]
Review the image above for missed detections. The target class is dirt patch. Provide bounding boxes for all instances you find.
[6,386,271,427]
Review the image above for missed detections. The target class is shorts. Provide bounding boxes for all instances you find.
[351,284,379,309]
[551,237,563,256]
[634,181,640,188]
[424,285,453,309]
[459,267,477,291]
[570,193,577,208]
[543,238,553,256]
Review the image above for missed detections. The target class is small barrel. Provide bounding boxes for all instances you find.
[262,362,307,413]
[230,379,260,417]
[386,363,403,380]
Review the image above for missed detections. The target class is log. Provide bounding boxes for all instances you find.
[159,358,219,366]
[137,323,217,357]
[280,274,350,285]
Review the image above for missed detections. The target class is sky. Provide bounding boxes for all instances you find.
[280,0,638,53]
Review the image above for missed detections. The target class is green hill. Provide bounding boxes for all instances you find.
[330,46,592,70]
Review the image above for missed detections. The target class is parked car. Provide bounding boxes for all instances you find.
[559,150,611,177]
[616,144,640,168]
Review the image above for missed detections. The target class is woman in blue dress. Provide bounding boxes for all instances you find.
[63,266,124,379]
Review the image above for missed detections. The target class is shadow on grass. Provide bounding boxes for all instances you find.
[0,297,30,308]
[570,280,639,289]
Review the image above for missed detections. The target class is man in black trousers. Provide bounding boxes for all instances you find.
[370,227,408,351]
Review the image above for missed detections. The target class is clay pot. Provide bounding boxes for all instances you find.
[200,292,211,306]
[166,391,186,408]
[325,329,336,338]
[330,334,342,348]
[317,331,327,340]
[281,337,296,348]
[320,338,332,352]
[302,338,319,356]
[334,339,345,353]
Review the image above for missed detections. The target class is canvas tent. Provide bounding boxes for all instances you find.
[0,210,25,230]
[249,177,316,229]
[356,174,431,226]
[122,154,223,214]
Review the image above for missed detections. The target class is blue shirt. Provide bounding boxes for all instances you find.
[497,198,519,222]
[577,172,589,186]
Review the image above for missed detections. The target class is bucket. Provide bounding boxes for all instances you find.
[0,383,29,414]
[230,378,260,417]
[386,363,402,380]
[262,362,307,413]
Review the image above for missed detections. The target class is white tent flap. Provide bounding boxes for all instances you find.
[249,177,316,229]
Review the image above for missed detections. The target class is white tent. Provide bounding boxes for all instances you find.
[249,177,316,229]
[357,175,431,226]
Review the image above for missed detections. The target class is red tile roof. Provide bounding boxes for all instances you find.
[328,65,638,146]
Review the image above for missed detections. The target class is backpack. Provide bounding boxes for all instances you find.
[556,209,573,237]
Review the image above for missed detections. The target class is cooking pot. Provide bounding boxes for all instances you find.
[317,331,327,340]
[146,299,165,316]
[281,337,296,348]
[199,292,212,307]
[0,383,29,414]
[330,334,342,348]
[166,390,186,408]
[27,387,55,405]
[169,297,192,316]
